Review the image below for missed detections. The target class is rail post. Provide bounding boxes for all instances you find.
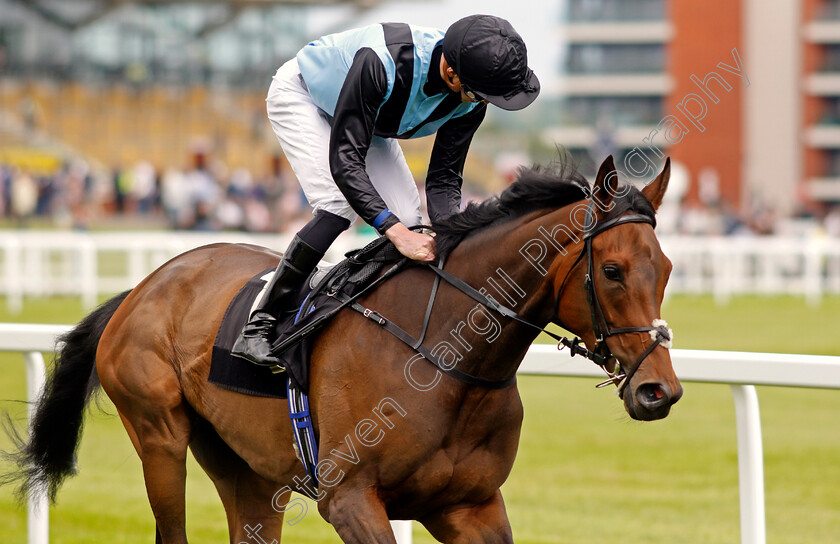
[24,351,49,544]
[730,385,766,544]
[391,520,412,543]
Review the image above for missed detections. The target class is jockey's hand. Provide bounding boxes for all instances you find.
[384,222,436,261]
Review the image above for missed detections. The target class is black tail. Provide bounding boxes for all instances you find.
[1,290,131,503]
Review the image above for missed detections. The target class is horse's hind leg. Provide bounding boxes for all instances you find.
[100,357,192,544]
[189,417,290,543]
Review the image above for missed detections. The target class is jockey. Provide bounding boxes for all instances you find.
[232,14,540,367]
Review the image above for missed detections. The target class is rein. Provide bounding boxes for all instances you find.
[348,206,672,395]
[421,206,672,396]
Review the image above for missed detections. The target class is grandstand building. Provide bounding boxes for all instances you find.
[0,0,384,175]
[546,0,672,175]
[3,0,840,222]
[552,0,840,218]
[803,0,840,204]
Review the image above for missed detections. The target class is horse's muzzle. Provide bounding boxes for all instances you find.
[625,381,683,421]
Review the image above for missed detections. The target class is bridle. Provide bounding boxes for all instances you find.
[552,202,673,396]
[345,206,672,395]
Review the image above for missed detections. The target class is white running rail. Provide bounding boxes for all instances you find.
[1,324,839,544]
[2,233,840,313]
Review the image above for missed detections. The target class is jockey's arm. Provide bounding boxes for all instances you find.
[328,48,400,234]
[329,48,435,261]
[425,103,487,224]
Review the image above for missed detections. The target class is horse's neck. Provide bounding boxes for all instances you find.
[437,209,580,382]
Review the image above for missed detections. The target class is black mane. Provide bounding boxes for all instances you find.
[432,159,656,256]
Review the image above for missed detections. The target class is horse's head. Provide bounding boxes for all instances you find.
[554,156,682,421]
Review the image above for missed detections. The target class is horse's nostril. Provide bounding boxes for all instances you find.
[636,383,670,409]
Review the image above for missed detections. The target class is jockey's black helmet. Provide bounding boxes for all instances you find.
[443,14,540,111]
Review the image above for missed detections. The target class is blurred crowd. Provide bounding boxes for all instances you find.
[2,154,840,238]
[0,153,313,232]
[651,163,840,238]
[664,199,840,238]
[657,196,782,237]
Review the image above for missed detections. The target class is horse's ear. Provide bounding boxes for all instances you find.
[594,155,619,211]
[641,157,670,212]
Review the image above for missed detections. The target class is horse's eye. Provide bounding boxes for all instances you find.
[603,264,623,282]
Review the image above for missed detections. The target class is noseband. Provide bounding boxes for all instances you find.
[554,204,673,396]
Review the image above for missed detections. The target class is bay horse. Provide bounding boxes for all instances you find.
[3,156,681,543]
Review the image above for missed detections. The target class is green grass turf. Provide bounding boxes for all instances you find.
[0,294,838,543]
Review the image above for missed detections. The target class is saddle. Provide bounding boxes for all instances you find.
[208,234,407,399]
[271,234,408,392]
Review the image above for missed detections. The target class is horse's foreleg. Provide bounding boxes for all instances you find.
[325,488,397,544]
[210,465,287,544]
[189,418,289,544]
[419,490,513,544]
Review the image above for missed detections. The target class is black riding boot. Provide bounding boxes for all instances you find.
[231,211,351,368]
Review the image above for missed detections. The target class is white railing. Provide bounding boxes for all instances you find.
[0,323,61,544]
[659,235,840,306]
[519,346,840,544]
[0,231,371,313]
[2,323,839,544]
[2,232,840,313]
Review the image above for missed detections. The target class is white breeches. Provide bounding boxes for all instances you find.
[265,58,422,226]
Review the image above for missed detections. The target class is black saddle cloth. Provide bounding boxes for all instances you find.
[208,267,290,398]
[208,236,404,398]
